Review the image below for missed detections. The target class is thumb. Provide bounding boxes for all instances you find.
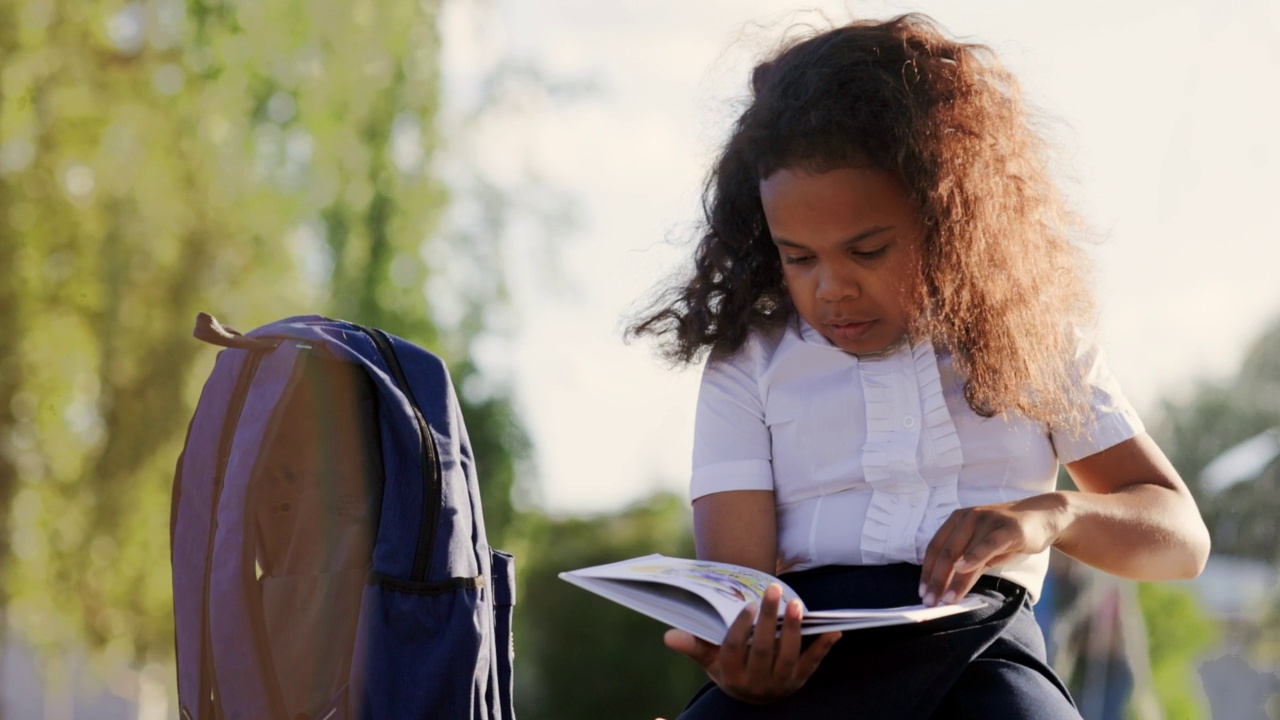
[664,629,718,667]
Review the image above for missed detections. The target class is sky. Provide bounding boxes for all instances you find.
[438,0,1280,514]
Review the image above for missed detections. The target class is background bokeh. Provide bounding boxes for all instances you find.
[0,0,1276,718]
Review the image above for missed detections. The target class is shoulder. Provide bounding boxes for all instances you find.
[705,318,792,376]
[1064,329,1129,410]
[695,319,802,418]
[1051,329,1146,463]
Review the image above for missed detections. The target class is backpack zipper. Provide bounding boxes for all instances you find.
[358,327,441,583]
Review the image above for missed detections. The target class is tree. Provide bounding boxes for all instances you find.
[513,493,708,720]
[1153,318,1280,562]
[1136,581,1218,719]
[0,0,529,710]
[0,0,23,689]
[1144,316,1280,715]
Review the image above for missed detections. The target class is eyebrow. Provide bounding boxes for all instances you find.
[772,225,895,249]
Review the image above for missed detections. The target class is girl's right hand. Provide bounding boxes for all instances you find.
[662,583,841,705]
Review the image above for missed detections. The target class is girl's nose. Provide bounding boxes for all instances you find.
[815,266,860,302]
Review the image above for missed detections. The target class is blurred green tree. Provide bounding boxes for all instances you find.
[0,0,21,691]
[1145,317,1280,714]
[513,492,708,720]
[0,0,529,705]
[1135,581,1218,720]
[1154,319,1280,562]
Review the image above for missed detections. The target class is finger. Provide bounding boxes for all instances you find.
[942,509,1028,599]
[944,527,1016,597]
[940,565,989,605]
[772,599,804,679]
[944,548,1019,603]
[746,585,783,679]
[794,630,841,681]
[961,510,1024,566]
[921,507,962,591]
[924,512,977,605]
[938,563,985,605]
[920,511,963,603]
[929,506,1026,603]
[718,602,757,682]
[663,629,719,668]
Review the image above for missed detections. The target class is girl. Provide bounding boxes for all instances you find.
[629,13,1209,719]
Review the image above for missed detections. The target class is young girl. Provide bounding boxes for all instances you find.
[629,13,1209,719]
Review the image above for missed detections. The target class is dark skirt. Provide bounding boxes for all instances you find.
[677,564,1080,720]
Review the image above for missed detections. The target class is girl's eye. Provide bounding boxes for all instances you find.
[783,255,814,265]
[853,246,888,260]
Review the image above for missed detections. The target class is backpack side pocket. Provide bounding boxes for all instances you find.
[491,549,517,719]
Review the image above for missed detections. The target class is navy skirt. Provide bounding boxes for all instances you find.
[677,564,1080,719]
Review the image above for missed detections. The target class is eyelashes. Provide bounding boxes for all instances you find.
[853,246,888,260]
[781,245,889,265]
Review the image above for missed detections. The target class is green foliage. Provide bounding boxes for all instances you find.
[1136,582,1218,720]
[513,493,708,720]
[455,360,530,548]
[1153,319,1280,562]
[0,0,528,679]
[1144,318,1280,717]
[1201,463,1280,564]
[1254,605,1280,668]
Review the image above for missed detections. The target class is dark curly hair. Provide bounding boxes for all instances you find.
[628,13,1096,429]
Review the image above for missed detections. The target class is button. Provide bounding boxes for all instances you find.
[903,416,916,428]
[910,494,922,507]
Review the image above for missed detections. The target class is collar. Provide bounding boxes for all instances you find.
[794,315,913,360]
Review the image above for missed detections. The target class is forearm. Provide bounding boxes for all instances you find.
[920,435,1208,606]
[1049,434,1210,580]
[1050,484,1210,580]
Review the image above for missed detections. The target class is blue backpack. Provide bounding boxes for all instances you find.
[171,314,516,719]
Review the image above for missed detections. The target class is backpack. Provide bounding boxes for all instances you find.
[171,313,516,720]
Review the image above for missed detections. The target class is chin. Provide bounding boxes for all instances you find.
[831,332,905,357]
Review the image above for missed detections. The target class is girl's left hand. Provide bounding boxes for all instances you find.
[919,493,1070,606]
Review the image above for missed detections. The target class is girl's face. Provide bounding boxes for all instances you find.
[760,166,924,355]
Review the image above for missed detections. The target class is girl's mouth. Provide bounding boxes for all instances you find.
[828,320,876,342]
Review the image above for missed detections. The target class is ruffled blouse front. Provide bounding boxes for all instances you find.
[689,317,1143,602]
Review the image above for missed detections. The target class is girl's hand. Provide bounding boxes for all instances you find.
[919,493,1070,606]
[662,583,841,705]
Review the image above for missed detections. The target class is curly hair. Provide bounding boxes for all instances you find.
[628,13,1097,429]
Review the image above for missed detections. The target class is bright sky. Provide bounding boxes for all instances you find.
[440,0,1280,514]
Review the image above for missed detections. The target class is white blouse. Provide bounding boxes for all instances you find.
[689,317,1143,602]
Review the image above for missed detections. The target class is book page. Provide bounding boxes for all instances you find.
[567,554,803,625]
[802,596,988,622]
[795,596,989,634]
[562,555,994,644]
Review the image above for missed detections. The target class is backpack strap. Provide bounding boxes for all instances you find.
[175,339,308,718]
[206,340,308,719]
[173,349,259,719]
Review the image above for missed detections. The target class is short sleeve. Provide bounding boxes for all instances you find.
[689,339,775,501]
[1050,336,1146,464]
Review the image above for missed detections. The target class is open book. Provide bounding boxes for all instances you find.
[559,554,988,645]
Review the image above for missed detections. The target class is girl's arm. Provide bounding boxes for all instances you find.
[919,433,1210,606]
[1054,432,1209,578]
[663,489,841,704]
[692,489,777,572]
